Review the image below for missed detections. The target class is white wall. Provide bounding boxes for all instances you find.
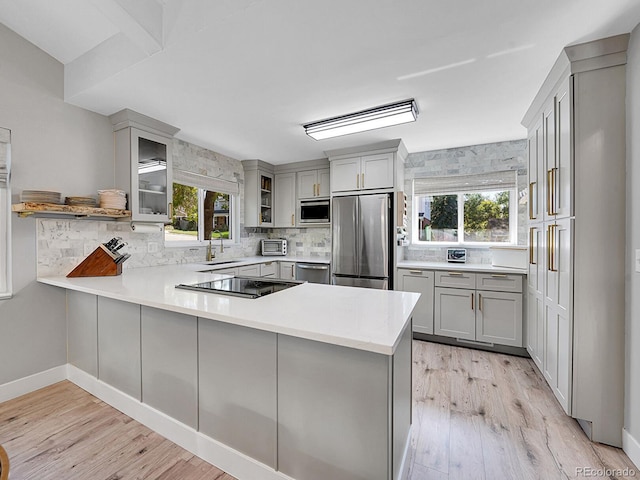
[0,23,114,384]
[625,22,640,465]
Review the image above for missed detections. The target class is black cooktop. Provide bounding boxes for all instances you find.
[176,276,302,299]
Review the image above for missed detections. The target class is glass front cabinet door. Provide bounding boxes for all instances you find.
[129,128,172,222]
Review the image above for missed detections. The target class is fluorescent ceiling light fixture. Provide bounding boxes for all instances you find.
[304,99,418,140]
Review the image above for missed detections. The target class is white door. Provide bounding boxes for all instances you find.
[476,290,523,347]
[274,173,296,227]
[543,99,555,221]
[317,168,330,197]
[361,153,394,190]
[331,157,360,192]
[397,269,434,335]
[297,170,317,199]
[554,77,573,219]
[434,287,475,340]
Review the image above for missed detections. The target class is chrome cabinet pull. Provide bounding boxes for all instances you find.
[448,272,463,276]
[471,293,474,310]
[490,274,507,278]
[479,293,482,311]
[409,270,423,275]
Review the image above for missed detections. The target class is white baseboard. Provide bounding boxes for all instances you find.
[67,365,293,480]
[0,365,67,403]
[623,428,640,471]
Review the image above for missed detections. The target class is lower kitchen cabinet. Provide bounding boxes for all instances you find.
[67,290,98,376]
[434,287,475,340]
[260,261,277,277]
[199,320,277,468]
[238,264,260,277]
[434,272,524,347]
[141,306,198,428]
[396,269,434,334]
[475,290,523,347]
[97,297,141,400]
[279,261,296,280]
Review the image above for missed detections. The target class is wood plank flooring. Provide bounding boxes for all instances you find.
[408,340,639,480]
[0,340,637,479]
[0,381,236,480]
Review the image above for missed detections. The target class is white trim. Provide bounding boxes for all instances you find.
[623,428,640,471]
[0,365,67,403]
[67,365,294,480]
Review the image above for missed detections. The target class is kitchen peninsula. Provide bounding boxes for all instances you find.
[39,264,419,480]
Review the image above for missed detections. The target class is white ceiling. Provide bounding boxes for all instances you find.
[2,0,640,164]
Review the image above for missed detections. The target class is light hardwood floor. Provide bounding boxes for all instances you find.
[0,381,236,480]
[409,340,638,480]
[0,341,637,480]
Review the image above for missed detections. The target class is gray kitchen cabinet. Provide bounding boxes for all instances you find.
[330,153,393,192]
[238,264,260,277]
[199,320,277,468]
[242,160,274,227]
[110,109,178,222]
[475,290,523,347]
[279,261,296,280]
[97,297,141,400]
[67,290,98,376]
[274,172,296,227]
[214,267,238,276]
[277,326,411,480]
[297,168,330,198]
[434,286,476,341]
[396,268,434,334]
[434,271,524,347]
[260,261,277,277]
[523,35,627,445]
[141,306,198,428]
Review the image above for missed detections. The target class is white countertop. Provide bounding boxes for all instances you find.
[38,263,418,355]
[397,260,527,275]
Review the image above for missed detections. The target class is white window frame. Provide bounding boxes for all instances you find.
[412,185,517,247]
[165,180,239,248]
[0,128,11,299]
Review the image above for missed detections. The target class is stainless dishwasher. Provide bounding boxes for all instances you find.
[295,263,330,284]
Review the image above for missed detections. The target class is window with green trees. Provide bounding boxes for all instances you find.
[165,183,233,243]
[415,188,514,244]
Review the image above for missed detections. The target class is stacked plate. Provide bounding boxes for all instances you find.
[98,189,127,210]
[21,190,61,204]
[65,196,97,207]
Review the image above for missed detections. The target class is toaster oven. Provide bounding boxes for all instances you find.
[261,239,287,256]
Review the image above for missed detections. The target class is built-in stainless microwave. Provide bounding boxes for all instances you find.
[299,199,330,224]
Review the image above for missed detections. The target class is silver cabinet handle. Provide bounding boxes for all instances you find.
[297,264,328,270]
[409,270,423,275]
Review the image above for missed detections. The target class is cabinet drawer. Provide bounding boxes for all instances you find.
[398,268,433,278]
[435,271,476,289]
[476,273,523,293]
[261,261,277,277]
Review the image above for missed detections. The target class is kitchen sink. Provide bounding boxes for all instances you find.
[201,260,240,265]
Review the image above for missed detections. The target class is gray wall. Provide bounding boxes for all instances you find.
[0,23,114,384]
[626,23,640,454]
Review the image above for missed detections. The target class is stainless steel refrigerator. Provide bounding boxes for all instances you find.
[331,193,392,289]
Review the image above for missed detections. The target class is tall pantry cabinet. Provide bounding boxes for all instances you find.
[523,34,627,447]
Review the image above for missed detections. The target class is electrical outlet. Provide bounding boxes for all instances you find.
[636,249,640,273]
[148,242,159,253]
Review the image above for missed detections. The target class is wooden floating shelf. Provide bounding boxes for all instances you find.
[12,202,131,219]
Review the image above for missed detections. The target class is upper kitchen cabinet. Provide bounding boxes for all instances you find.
[274,172,296,227]
[326,139,407,195]
[242,160,274,227]
[522,34,628,447]
[110,109,179,223]
[297,168,330,199]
